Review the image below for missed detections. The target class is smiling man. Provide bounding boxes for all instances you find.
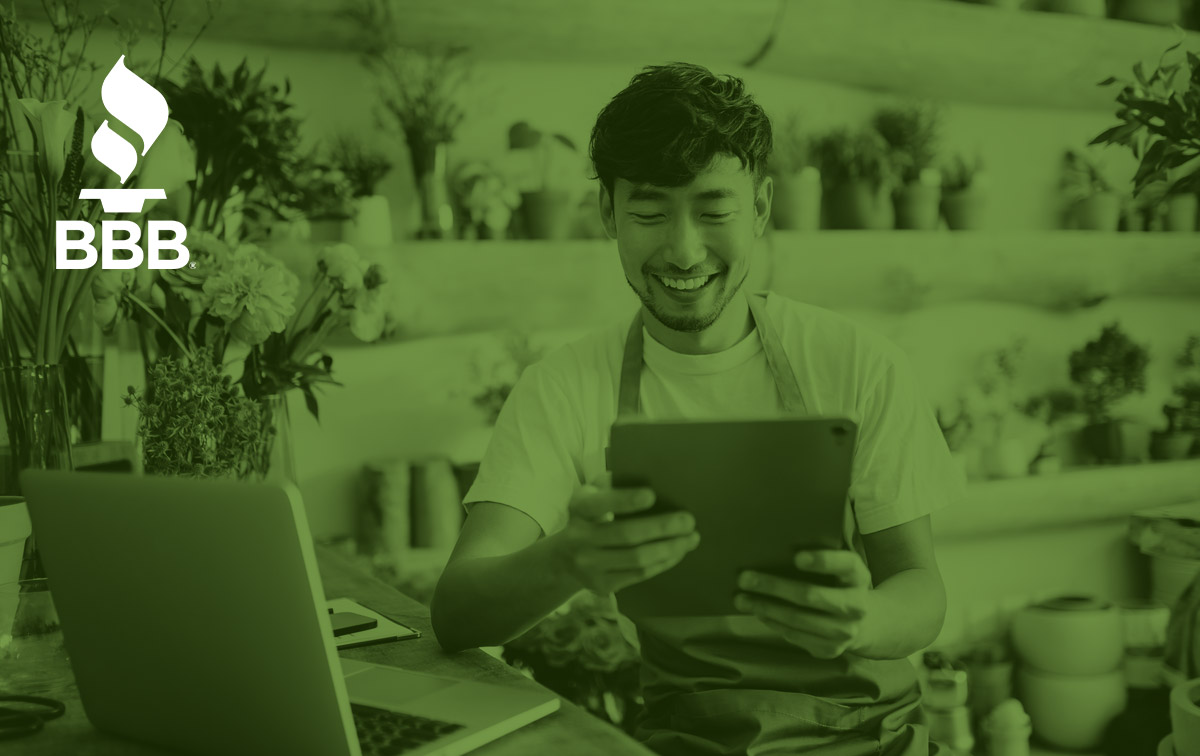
[431,63,964,755]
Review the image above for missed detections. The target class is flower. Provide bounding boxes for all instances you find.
[579,621,631,673]
[349,287,386,342]
[18,99,74,183]
[317,243,366,292]
[135,118,196,199]
[203,247,299,346]
[160,229,229,289]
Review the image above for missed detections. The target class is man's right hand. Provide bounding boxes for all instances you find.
[549,482,700,596]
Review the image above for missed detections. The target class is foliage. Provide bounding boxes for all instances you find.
[502,592,642,730]
[871,103,941,184]
[157,57,304,236]
[348,0,470,161]
[768,112,814,175]
[1068,323,1150,423]
[812,128,895,188]
[471,333,545,425]
[124,347,265,478]
[1165,335,1200,433]
[329,134,394,198]
[1091,41,1200,198]
[452,161,521,237]
[1061,149,1117,203]
[941,153,984,193]
[278,153,356,221]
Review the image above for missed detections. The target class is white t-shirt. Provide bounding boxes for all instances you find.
[465,292,964,538]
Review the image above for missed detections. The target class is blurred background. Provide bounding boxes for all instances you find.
[3,1,1200,752]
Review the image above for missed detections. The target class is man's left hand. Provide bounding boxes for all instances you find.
[733,550,873,659]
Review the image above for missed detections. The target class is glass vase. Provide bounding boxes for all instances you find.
[0,364,74,581]
[407,139,454,240]
[254,393,297,486]
[0,577,74,698]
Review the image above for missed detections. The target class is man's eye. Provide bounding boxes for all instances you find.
[632,214,663,222]
[703,213,732,221]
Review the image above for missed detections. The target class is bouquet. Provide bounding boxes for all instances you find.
[502,593,642,730]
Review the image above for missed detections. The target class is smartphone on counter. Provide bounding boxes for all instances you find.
[330,611,378,637]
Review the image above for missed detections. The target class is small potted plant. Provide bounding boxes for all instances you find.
[1068,323,1151,463]
[1022,388,1086,472]
[767,113,822,231]
[501,122,586,240]
[1153,336,1200,460]
[281,153,356,242]
[330,134,394,246]
[813,127,896,230]
[1092,42,1200,230]
[940,153,987,230]
[124,347,266,479]
[452,161,521,240]
[872,104,943,230]
[1061,149,1121,231]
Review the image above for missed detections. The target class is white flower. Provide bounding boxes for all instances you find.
[317,243,366,292]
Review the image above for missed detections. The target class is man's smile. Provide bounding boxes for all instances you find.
[651,271,720,297]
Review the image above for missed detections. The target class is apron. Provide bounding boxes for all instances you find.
[608,292,941,756]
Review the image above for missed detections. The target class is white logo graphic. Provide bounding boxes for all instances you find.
[56,55,189,270]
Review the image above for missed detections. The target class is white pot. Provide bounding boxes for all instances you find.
[1011,596,1124,675]
[345,195,393,247]
[1017,665,1126,751]
[1151,553,1200,610]
[0,497,31,638]
[1172,678,1200,756]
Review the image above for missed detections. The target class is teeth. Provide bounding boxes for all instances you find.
[658,274,712,291]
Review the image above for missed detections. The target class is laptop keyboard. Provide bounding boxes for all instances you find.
[351,702,465,756]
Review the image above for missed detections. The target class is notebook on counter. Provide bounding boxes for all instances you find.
[327,597,421,649]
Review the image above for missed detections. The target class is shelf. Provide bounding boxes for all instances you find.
[759,0,1200,111]
[18,0,1198,110]
[285,232,1200,341]
[933,458,1200,540]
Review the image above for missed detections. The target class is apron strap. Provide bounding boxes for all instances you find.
[617,310,645,418]
[748,292,808,415]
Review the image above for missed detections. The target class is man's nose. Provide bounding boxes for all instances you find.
[661,216,707,270]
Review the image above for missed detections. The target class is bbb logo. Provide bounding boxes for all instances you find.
[55,56,188,270]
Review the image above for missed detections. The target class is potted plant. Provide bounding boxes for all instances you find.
[1153,336,1200,459]
[279,153,356,242]
[767,113,822,231]
[501,122,586,240]
[1061,149,1121,231]
[124,347,266,479]
[1111,0,1182,25]
[1091,42,1200,230]
[452,161,521,240]
[940,153,988,230]
[872,104,943,230]
[1068,323,1151,463]
[159,57,303,242]
[1022,388,1086,471]
[330,134,394,246]
[813,128,896,230]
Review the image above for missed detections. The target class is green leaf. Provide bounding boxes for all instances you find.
[1098,76,1119,87]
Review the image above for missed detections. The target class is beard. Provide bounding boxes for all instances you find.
[628,267,747,334]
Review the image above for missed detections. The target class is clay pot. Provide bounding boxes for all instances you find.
[894,181,942,230]
[1164,193,1198,232]
[1113,0,1182,24]
[1073,193,1121,232]
[824,180,893,230]
[941,188,986,230]
[771,167,823,231]
[1150,430,1196,461]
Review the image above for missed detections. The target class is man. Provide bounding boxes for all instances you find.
[431,62,964,755]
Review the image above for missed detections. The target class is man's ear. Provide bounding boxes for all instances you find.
[754,175,773,238]
[599,183,617,239]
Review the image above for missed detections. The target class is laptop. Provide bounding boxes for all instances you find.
[19,470,559,756]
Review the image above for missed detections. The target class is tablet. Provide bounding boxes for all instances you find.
[609,416,857,618]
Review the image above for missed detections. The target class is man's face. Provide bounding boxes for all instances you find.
[601,154,771,333]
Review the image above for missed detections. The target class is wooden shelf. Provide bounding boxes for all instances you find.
[18,0,1198,110]
[286,231,1200,341]
[933,458,1200,540]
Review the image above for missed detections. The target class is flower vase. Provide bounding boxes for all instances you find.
[0,364,74,580]
[407,140,454,240]
[256,393,298,486]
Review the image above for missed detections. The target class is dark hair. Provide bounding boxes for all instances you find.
[589,62,773,199]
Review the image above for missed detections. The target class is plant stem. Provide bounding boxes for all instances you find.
[125,292,192,358]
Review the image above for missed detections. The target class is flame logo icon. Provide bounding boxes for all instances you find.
[90,55,169,184]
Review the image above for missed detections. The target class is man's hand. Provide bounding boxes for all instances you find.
[549,482,700,596]
[733,550,873,659]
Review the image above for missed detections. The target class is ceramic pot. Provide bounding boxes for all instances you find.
[941,188,986,230]
[518,190,573,240]
[1113,0,1182,24]
[824,180,893,230]
[1171,678,1200,756]
[345,195,393,247]
[894,181,942,230]
[1073,193,1121,231]
[0,498,30,589]
[1017,665,1126,750]
[1164,193,1198,232]
[1042,0,1108,15]
[1081,419,1149,463]
[1151,430,1196,461]
[1011,596,1125,676]
[770,167,822,231]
